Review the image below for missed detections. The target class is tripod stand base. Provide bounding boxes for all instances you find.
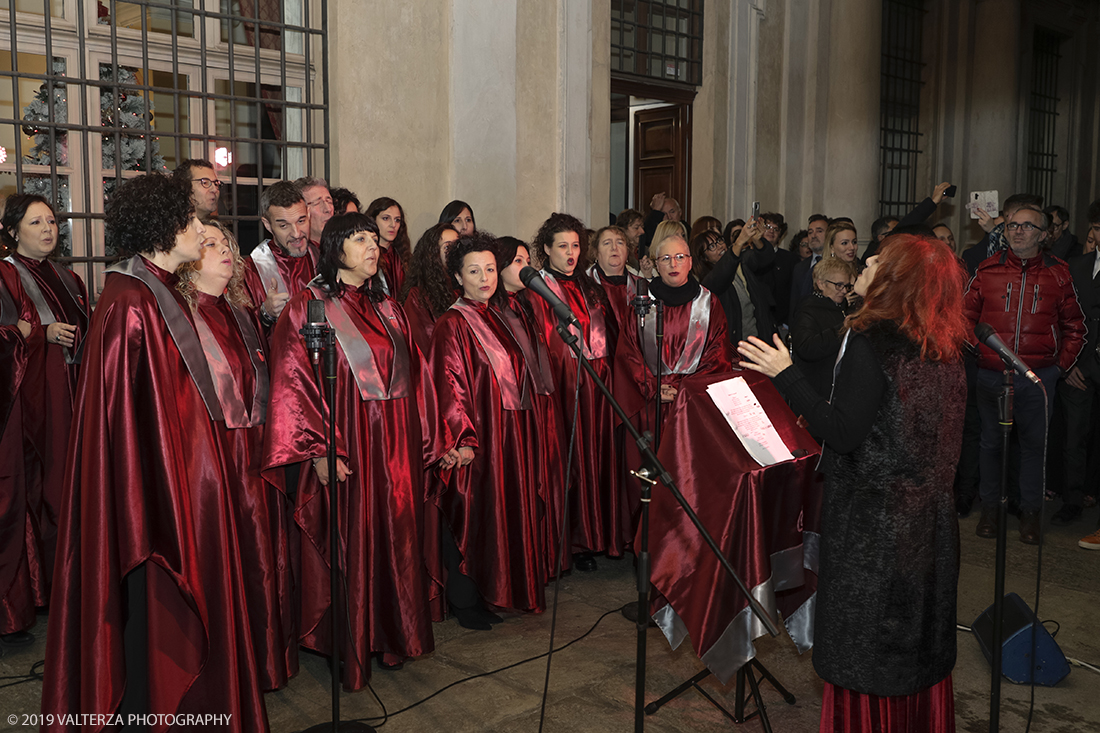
[298,722,376,732]
[645,659,794,731]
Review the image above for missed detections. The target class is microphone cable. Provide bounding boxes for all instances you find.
[1024,382,1050,733]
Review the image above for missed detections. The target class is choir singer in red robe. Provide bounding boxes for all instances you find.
[399,222,459,354]
[2,194,88,594]
[617,232,732,429]
[496,237,568,578]
[0,262,42,650]
[176,220,296,691]
[262,212,454,685]
[43,173,269,731]
[429,233,546,628]
[244,180,318,329]
[525,213,622,573]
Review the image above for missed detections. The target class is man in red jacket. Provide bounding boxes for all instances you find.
[963,204,1086,544]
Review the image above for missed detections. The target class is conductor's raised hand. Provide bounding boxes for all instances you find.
[737,334,793,378]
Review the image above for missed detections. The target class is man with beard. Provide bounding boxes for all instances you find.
[244,181,318,328]
[296,175,334,245]
[172,158,222,221]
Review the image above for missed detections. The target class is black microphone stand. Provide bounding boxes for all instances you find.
[652,300,664,451]
[988,367,1013,733]
[299,317,374,733]
[546,313,780,733]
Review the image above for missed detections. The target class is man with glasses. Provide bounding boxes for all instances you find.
[295,175,334,245]
[963,204,1085,544]
[172,158,222,221]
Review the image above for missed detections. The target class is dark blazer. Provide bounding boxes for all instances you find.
[1068,252,1100,358]
[789,254,819,321]
[765,246,799,326]
[790,292,848,401]
[961,244,987,278]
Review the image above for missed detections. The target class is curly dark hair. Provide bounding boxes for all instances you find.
[399,223,459,319]
[445,231,505,308]
[171,158,215,183]
[364,196,411,268]
[316,212,384,300]
[105,173,194,257]
[531,212,608,309]
[0,193,56,254]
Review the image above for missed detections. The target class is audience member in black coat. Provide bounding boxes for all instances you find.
[697,220,776,346]
[789,257,856,408]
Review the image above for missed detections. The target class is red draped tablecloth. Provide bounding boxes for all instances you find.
[640,369,823,684]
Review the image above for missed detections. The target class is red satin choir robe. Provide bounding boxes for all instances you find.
[0,264,44,635]
[193,290,296,691]
[378,244,406,298]
[522,269,624,557]
[43,257,267,733]
[498,292,568,577]
[429,299,546,612]
[243,239,319,316]
[262,284,449,690]
[615,281,732,532]
[403,285,442,356]
[7,253,88,589]
[588,264,645,334]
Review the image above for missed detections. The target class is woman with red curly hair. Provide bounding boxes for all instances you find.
[737,234,969,733]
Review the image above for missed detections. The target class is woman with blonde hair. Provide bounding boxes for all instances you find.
[824,221,859,267]
[176,220,294,691]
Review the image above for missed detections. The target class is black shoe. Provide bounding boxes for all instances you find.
[956,494,975,518]
[0,631,34,646]
[378,657,404,671]
[976,506,997,539]
[1051,504,1083,525]
[475,607,504,625]
[572,552,598,572]
[451,605,492,631]
[1019,510,1040,545]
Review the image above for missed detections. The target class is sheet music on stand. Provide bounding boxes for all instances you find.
[706,376,795,467]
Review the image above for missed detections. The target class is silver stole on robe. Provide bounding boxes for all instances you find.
[107,257,226,422]
[192,298,269,428]
[641,287,712,376]
[450,299,531,411]
[540,269,610,360]
[308,282,410,401]
[4,255,88,364]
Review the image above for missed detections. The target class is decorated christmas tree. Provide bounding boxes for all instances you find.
[20,59,72,256]
[99,64,168,174]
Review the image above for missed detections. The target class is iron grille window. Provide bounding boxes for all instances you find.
[1025,27,1063,206]
[0,0,329,295]
[878,0,925,219]
[611,0,703,86]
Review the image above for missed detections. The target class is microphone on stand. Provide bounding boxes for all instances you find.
[975,322,1040,384]
[520,266,578,326]
[632,277,652,318]
[300,298,328,366]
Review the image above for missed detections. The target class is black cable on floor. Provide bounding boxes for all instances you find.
[1024,385,1051,733]
[350,604,626,725]
[0,659,44,688]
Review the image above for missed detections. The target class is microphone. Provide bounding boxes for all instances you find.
[974,322,1040,384]
[632,278,652,318]
[520,266,578,326]
[300,298,328,365]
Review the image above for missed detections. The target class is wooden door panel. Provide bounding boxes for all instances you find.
[633,104,692,221]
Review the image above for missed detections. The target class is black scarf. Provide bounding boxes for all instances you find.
[650,275,701,307]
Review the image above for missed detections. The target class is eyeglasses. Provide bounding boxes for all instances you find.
[657,253,691,266]
[705,241,726,252]
[764,224,779,232]
[1006,222,1041,233]
[824,279,853,291]
[192,177,222,190]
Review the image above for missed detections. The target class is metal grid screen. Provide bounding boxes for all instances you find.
[1025,27,1063,206]
[611,0,703,87]
[878,0,925,219]
[0,0,329,294]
